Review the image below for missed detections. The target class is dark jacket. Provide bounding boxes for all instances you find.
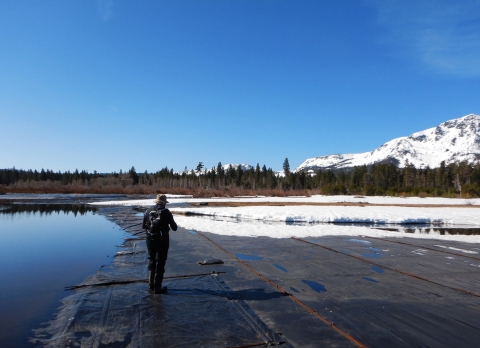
[143,204,178,235]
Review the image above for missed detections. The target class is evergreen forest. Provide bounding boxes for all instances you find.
[1,160,480,198]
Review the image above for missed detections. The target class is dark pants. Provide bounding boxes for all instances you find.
[146,234,170,278]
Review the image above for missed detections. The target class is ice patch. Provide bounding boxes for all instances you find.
[412,249,428,255]
[349,239,371,244]
[434,245,479,254]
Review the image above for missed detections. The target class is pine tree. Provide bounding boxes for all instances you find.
[283,158,290,177]
[129,166,139,185]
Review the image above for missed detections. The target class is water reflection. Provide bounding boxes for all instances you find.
[0,203,97,216]
[376,227,480,236]
[188,214,480,235]
[0,204,123,347]
[0,193,129,202]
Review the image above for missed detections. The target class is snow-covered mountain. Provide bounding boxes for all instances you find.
[219,164,254,171]
[175,163,254,175]
[296,114,480,172]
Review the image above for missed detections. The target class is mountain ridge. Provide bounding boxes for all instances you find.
[295,114,480,172]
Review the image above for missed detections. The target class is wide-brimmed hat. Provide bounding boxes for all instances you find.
[155,194,169,204]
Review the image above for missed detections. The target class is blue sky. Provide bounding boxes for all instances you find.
[1,0,479,173]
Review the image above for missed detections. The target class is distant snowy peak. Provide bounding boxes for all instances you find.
[176,163,254,176]
[296,114,480,171]
[220,164,254,171]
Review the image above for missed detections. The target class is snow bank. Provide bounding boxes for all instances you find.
[173,215,480,244]
[92,195,480,243]
[170,205,479,226]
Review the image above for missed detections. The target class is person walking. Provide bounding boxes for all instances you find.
[142,194,177,294]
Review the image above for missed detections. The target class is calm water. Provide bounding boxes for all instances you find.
[0,204,126,347]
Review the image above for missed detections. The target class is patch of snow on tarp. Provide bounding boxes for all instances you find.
[434,245,479,254]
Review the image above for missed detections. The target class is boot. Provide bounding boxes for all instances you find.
[154,274,167,294]
[148,270,155,291]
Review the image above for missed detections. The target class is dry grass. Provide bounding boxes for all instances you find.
[0,185,320,198]
[0,184,478,208]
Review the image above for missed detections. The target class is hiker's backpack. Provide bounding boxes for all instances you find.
[146,208,164,237]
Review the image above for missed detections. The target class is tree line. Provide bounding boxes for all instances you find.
[307,161,480,198]
[1,160,480,197]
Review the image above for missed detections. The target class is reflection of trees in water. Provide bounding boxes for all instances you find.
[403,227,480,235]
[0,204,97,216]
[193,216,480,236]
[432,228,480,236]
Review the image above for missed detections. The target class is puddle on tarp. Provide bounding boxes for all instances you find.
[362,245,387,259]
[235,253,263,261]
[0,204,125,347]
[349,239,372,244]
[371,266,385,273]
[301,280,327,292]
[273,263,288,272]
[362,252,383,259]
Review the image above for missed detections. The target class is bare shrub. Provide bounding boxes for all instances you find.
[0,182,322,198]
